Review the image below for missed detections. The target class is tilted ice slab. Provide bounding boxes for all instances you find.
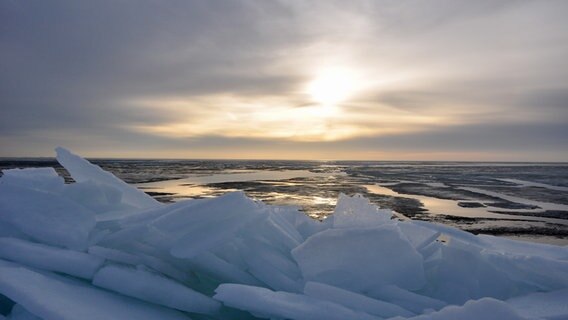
[303,281,415,318]
[93,264,221,315]
[149,191,265,259]
[0,168,64,194]
[0,184,95,250]
[331,193,393,228]
[0,238,104,280]
[55,147,160,209]
[0,147,567,319]
[0,261,191,320]
[214,283,380,320]
[292,225,426,292]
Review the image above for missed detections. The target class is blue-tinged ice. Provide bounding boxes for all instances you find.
[0,262,191,320]
[0,148,566,320]
[394,297,529,320]
[303,281,415,318]
[0,238,104,279]
[6,304,42,320]
[93,264,221,315]
[331,193,393,228]
[214,283,381,320]
[55,147,160,209]
[507,288,568,320]
[292,225,426,292]
[0,184,95,250]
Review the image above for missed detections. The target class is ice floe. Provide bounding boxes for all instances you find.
[0,147,566,319]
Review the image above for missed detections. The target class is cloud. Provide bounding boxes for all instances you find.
[1,0,567,160]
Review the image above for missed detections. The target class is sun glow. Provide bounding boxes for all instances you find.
[307,68,360,105]
[126,69,447,143]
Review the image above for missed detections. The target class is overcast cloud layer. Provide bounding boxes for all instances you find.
[1,0,567,160]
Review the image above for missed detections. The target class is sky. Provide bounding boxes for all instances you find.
[1,0,567,161]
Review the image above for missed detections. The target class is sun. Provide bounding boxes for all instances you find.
[307,68,359,105]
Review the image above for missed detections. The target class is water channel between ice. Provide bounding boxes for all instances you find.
[365,184,568,226]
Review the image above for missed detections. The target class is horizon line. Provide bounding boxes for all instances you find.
[0,156,567,164]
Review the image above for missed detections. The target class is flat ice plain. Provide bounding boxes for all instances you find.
[0,148,566,319]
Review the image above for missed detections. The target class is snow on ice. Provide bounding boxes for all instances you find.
[0,147,566,319]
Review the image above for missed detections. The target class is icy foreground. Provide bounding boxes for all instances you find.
[0,149,567,320]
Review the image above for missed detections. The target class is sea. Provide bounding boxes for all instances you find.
[1,158,567,245]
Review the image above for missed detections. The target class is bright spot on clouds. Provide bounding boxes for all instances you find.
[307,68,362,106]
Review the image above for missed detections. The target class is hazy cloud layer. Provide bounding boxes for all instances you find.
[1,0,567,160]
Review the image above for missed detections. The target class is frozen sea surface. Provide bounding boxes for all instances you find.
[2,157,566,244]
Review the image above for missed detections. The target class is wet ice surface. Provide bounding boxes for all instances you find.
[349,163,568,244]
[1,159,567,244]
